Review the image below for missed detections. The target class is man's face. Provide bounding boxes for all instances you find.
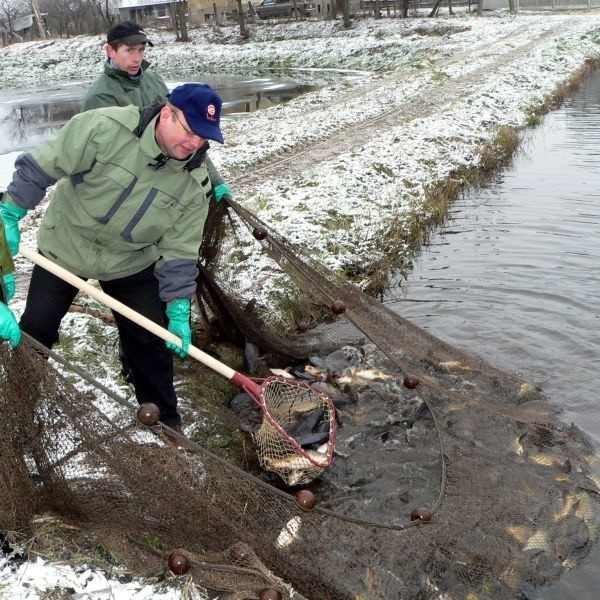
[106,42,146,76]
[155,105,206,160]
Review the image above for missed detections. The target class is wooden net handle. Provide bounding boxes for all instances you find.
[18,244,263,393]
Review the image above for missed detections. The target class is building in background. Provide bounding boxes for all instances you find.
[115,0,236,25]
[0,12,49,45]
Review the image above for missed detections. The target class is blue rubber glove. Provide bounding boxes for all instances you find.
[0,302,21,347]
[0,202,27,256]
[213,183,232,203]
[2,272,15,302]
[165,299,191,358]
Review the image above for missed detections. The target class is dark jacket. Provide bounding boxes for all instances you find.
[83,60,168,111]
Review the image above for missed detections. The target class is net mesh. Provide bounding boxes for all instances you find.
[253,377,335,486]
[1,199,599,599]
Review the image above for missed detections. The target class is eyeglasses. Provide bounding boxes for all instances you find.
[172,109,203,140]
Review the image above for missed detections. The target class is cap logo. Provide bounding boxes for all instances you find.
[207,104,217,122]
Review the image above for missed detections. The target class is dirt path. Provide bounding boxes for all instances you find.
[231,21,569,192]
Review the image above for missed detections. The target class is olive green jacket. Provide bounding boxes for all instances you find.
[83,60,223,188]
[4,106,212,301]
[83,60,168,112]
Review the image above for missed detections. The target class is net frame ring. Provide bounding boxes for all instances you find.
[137,402,161,426]
[230,542,253,564]
[331,300,346,315]
[403,374,420,389]
[253,225,268,240]
[168,552,191,575]
[295,489,317,511]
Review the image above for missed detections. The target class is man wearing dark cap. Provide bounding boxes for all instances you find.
[0,83,225,433]
[83,21,167,111]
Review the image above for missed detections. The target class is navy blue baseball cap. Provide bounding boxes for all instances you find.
[168,83,224,144]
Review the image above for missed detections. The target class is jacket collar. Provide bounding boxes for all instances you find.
[104,59,151,85]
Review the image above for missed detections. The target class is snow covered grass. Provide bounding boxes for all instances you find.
[2,13,600,287]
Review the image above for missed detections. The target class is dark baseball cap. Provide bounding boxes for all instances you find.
[168,83,224,144]
[107,21,153,47]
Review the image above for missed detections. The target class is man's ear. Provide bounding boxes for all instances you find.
[160,105,172,120]
[104,43,114,59]
[157,105,172,130]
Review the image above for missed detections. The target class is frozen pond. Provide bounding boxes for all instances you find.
[0,70,328,170]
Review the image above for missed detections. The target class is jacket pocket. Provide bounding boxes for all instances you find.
[122,188,178,243]
[77,163,138,223]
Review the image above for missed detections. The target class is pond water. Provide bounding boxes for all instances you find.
[0,70,331,166]
[387,69,600,599]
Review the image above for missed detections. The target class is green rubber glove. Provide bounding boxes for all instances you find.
[0,302,21,348]
[213,183,232,203]
[0,202,27,256]
[165,299,191,358]
[2,272,15,302]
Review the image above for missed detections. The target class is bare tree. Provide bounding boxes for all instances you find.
[169,0,188,42]
[236,0,248,38]
[40,0,92,37]
[40,0,68,37]
[342,0,350,29]
[30,0,46,38]
[66,0,91,35]
[87,0,115,31]
[0,0,22,42]
[0,0,119,40]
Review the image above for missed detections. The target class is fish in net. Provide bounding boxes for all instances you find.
[1,200,599,599]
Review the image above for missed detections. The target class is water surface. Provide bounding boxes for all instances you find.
[388,68,600,600]
[0,72,325,156]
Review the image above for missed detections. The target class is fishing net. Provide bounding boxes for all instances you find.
[1,198,600,599]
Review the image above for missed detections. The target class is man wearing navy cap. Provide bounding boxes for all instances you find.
[83,21,230,203]
[0,83,225,433]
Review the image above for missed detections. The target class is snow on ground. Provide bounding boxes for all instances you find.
[0,556,186,600]
[3,10,600,280]
[2,8,600,598]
